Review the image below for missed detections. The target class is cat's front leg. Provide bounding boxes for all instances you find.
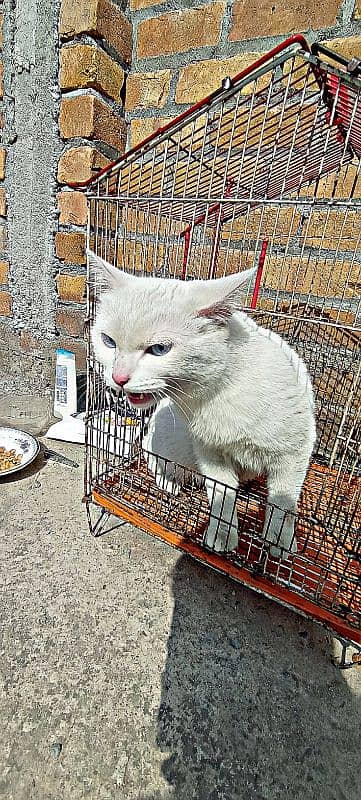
[194,444,239,553]
[264,459,307,557]
[145,452,181,495]
[264,502,296,557]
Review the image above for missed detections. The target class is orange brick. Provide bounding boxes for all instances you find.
[176,53,263,104]
[56,308,85,337]
[229,0,342,41]
[0,260,9,284]
[0,291,12,317]
[324,35,361,62]
[57,337,86,370]
[130,116,173,149]
[300,163,361,200]
[262,254,359,299]
[57,191,88,225]
[59,94,126,152]
[55,232,86,264]
[221,207,301,243]
[301,209,359,250]
[58,146,109,184]
[130,0,164,8]
[89,198,120,233]
[90,236,166,276]
[0,188,6,217]
[356,1,360,18]
[60,44,124,102]
[20,330,42,354]
[119,206,174,238]
[126,70,172,112]
[137,3,225,58]
[0,148,5,181]
[56,274,86,303]
[60,0,132,64]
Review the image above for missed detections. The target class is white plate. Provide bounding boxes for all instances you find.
[0,426,40,476]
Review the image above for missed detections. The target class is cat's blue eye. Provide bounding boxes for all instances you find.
[146,343,172,357]
[101,332,116,349]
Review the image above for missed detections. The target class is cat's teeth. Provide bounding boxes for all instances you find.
[139,393,144,400]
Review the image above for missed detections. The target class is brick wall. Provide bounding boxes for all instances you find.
[127,0,361,148]
[55,0,132,369]
[0,0,360,392]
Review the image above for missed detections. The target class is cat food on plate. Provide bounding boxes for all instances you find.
[0,427,40,476]
[0,446,22,472]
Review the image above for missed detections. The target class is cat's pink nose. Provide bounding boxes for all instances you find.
[112,370,130,387]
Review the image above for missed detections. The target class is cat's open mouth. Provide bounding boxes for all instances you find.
[126,392,157,409]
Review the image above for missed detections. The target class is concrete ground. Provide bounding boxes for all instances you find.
[0,441,360,800]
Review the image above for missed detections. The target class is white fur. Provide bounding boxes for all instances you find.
[142,398,203,495]
[89,250,316,557]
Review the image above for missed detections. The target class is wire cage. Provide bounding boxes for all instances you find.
[81,36,361,654]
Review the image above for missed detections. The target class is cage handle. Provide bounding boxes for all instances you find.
[311,42,361,76]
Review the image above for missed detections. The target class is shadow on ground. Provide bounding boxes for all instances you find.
[1,448,359,800]
[146,555,360,800]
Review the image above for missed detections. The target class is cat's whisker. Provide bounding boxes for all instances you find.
[164,378,191,400]
[166,398,177,434]
[156,389,177,434]
[152,383,193,427]
[164,376,195,396]
[165,381,193,402]
[154,373,204,387]
[168,387,196,420]
[167,392,192,426]
[171,377,204,386]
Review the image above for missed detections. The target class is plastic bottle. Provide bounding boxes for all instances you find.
[54,348,77,419]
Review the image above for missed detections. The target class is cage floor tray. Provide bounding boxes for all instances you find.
[92,461,360,645]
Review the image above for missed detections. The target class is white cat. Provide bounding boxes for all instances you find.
[89,250,316,557]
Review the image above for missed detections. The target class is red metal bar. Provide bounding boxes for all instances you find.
[324,72,361,155]
[72,35,312,190]
[180,229,191,280]
[180,199,223,241]
[180,179,234,280]
[251,238,268,309]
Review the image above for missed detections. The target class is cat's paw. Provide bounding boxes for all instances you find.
[156,475,181,496]
[145,451,181,495]
[163,479,181,496]
[204,517,238,553]
[151,466,181,495]
[264,511,297,558]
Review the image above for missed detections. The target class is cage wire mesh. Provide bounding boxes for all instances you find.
[84,38,361,646]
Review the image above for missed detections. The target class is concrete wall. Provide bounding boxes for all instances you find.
[0,0,62,396]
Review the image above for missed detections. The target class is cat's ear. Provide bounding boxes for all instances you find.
[87,249,129,293]
[193,268,256,322]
